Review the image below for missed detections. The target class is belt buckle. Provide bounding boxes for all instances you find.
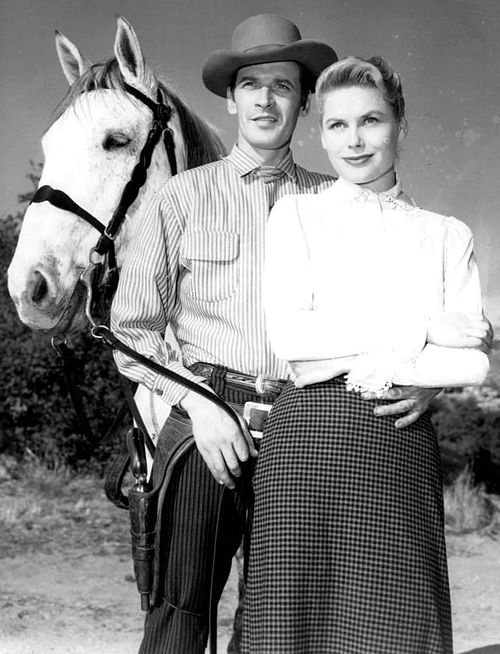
[255,373,268,395]
[243,401,272,439]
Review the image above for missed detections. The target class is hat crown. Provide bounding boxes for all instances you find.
[231,14,302,53]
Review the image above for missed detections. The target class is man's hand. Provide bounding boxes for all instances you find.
[427,312,493,353]
[180,390,257,489]
[361,385,442,429]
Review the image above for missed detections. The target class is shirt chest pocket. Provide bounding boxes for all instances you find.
[180,230,240,302]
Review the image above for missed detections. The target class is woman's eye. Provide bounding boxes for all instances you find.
[103,134,131,150]
[364,116,378,125]
[328,122,344,130]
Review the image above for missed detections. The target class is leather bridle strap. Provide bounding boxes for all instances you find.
[31,185,105,234]
[30,82,177,261]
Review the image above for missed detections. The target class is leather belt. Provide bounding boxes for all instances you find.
[189,362,287,396]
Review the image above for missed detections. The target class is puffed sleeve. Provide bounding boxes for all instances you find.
[392,217,489,388]
[443,217,483,312]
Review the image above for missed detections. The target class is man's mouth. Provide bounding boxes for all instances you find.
[252,114,278,123]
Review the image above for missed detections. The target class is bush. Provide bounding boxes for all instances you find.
[1,208,126,472]
[443,467,495,533]
[431,386,500,493]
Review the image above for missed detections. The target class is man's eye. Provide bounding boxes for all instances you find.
[276,83,291,91]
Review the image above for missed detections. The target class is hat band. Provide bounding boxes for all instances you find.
[241,43,294,55]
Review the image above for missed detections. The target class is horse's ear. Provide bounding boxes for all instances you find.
[55,30,91,85]
[114,16,155,92]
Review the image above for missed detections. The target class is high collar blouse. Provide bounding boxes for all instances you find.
[263,177,488,390]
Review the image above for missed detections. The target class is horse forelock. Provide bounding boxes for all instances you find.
[51,58,226,169]
[52,58,128,123]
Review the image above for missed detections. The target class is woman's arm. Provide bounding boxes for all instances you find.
[392,218,490,387]
[264,195,427,361]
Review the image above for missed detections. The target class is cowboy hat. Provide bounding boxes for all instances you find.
[202,14,338,97]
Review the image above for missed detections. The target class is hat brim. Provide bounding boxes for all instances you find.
[202,40,338,97]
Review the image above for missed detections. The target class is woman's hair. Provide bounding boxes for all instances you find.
[315,56,408,133]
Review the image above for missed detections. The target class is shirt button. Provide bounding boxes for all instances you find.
[155,388,163,396]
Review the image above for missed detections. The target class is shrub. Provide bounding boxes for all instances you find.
[431,386,500,492]
[1,206,126,472]
[443,467,495,533]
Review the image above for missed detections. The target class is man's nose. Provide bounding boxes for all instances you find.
[255,87,274,108]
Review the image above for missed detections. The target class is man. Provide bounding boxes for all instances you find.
[112,13,441,653]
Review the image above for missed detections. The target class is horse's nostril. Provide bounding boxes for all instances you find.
[31,271,49,304]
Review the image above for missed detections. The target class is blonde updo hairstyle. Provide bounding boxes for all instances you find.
[315,56,408,135]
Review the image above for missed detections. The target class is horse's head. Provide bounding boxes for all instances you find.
[7,17,224,333]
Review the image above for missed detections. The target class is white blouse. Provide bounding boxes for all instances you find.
[263,176,489,392]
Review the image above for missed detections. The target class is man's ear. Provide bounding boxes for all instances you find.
[227,88,237,115]
[300,93,311,117]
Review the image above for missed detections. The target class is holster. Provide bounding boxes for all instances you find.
[104,406,195,609]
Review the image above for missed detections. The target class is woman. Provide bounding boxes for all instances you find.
[241,56,491,653]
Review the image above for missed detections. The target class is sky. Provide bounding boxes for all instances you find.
[1,0,500,318]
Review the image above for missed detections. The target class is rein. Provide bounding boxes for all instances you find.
[29,82,245,642]
[31,81,179,450]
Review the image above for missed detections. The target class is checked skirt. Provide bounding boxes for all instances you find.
[241,378,452,654]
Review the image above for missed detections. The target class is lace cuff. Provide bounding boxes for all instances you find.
[346,350,407,396]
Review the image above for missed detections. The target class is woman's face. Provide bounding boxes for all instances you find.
[320,85,400,193]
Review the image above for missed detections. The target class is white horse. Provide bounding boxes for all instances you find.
[7,17,226,441]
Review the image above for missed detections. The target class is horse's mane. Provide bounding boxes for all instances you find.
[53,58,226,168]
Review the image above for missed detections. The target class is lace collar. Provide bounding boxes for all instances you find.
[326,175,417,210]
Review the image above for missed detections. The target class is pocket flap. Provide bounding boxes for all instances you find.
[182,230,239,262]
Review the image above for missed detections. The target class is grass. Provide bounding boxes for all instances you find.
[444,467,497,534]
[0,454,130,557]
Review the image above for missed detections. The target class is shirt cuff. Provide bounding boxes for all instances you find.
[146,361,207,406]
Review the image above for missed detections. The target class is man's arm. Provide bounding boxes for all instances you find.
[111,190,255,487]
[111,191,204,405]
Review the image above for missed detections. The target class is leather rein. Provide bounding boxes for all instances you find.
[30,80,244,446]
[29,82,247,644]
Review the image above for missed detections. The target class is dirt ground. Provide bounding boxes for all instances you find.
[1,475,499,654]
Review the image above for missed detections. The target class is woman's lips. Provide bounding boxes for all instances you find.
[343,154,373,166]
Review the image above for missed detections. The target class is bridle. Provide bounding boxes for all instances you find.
[30,82,178,304]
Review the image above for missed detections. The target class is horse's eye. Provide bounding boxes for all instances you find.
[103,133,131,150]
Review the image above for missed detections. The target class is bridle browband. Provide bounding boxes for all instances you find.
[30,82,178,280]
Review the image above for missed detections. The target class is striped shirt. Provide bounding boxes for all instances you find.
[111,145,334,405]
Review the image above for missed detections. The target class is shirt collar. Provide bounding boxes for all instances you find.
[226,144,297,181]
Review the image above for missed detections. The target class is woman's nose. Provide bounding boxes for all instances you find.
[348,128,363,149]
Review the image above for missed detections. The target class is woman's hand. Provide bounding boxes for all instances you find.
[290,357,355,388]
[427,312,493,353]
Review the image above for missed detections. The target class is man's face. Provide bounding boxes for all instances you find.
[227,61,304,161]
